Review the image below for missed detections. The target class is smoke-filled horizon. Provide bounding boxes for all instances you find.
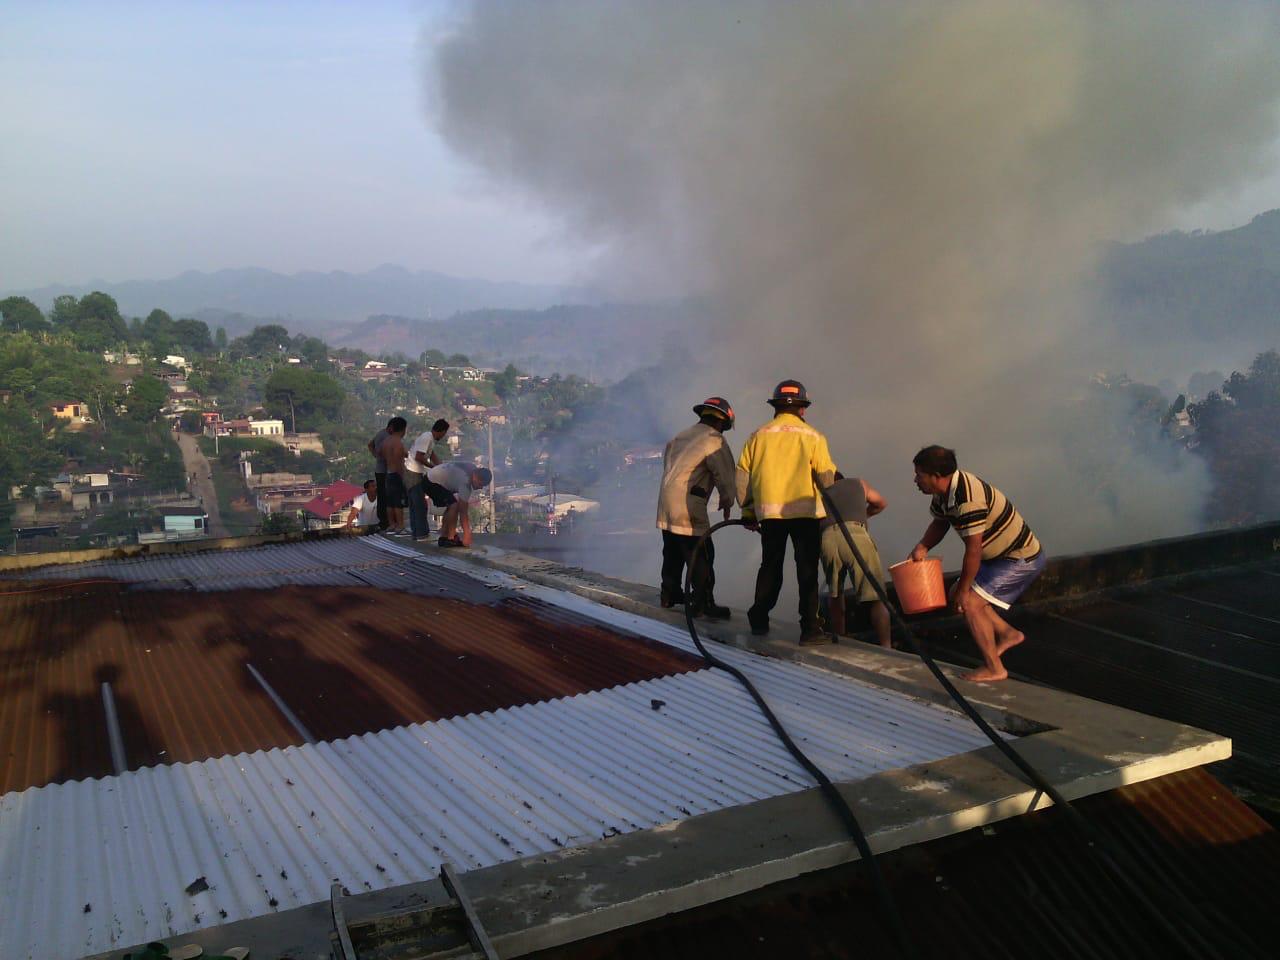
[432,0,1280,574]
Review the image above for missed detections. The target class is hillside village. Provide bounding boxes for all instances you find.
[4,286,1279,554]
[0,294,667,554]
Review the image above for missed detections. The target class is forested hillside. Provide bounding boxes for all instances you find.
[1101,209,1280,342]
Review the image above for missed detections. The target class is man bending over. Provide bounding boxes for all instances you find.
[908,445,1046,681]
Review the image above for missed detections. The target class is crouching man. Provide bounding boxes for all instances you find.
[909,445,1046,681]
[425,461,492,547]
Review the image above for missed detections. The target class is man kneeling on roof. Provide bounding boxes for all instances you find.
[909,445,1046,681]
[425,461,492,548]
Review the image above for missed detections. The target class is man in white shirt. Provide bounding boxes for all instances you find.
[344,480,381,530]
[404,418,450,541]
[425,462,492,547]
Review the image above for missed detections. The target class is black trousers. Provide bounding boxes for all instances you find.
[374,471,389,529]
[661,530,716,609]
[749,518,821,632]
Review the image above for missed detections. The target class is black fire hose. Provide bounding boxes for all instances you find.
[684,486,1243,960]
[683,517,915,958]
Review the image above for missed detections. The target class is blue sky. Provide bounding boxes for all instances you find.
[0,0,578,289]
[3,0,1279,292]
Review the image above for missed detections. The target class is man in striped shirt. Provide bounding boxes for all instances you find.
[908,445,1046,681]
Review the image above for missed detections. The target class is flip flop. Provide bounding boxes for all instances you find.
[205,950,249,960]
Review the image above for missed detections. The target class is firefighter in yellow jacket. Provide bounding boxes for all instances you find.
[656,396,737,619]
[737,380,837,645]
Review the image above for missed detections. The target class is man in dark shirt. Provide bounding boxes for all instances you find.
[820,472,891,646]
[367,418,397,530]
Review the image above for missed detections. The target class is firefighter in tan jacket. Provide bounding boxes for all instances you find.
[656,396,737,619]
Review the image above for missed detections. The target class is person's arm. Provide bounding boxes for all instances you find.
[367,438,377,456]
[811,435,837,490]
[863,481,887,518]
[735,439,755,526]
[951,534,984,613]
[345,505,359,530]
[414,449,430,467]
[707,442,736,520]
[909,517,950,561]
[427,448,441,467]
[459,501,473,546]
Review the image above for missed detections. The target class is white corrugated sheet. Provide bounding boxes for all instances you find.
[0,541,1001,959]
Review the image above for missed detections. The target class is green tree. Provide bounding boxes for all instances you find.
[295,335,330,368]
[446,353,472,366]
[232,324,291,359]
[128,374,168,422]
[420,349,446,366]
[494,363,520,400]
[50,295,79,327]
[71,291,128,351]
[0,403,62,498]
[264,367,345,430]
[172,317,213,354]
[214,326,228,351]
[142,308,174,353]
[0,296,49,334]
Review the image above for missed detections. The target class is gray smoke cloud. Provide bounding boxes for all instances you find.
[430,0,1280,567]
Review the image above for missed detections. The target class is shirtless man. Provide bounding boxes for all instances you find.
[908,445,1046,681]
[378,417,410,536]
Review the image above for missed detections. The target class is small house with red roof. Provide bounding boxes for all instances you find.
[301,480,366,529]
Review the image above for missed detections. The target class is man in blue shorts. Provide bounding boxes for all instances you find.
[908,445,1046,681]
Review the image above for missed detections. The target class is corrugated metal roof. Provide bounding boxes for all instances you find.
[0,580,703,793]
[1,653,994,960]
[532,766,1280,960]
[1,536,1003,960]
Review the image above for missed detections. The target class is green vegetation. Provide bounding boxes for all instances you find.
[1188,350,1280,525]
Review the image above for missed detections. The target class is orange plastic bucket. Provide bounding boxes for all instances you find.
[889,558,947,614]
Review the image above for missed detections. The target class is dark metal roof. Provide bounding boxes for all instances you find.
[533,766,1279,960]
[909,557,1280,809]
[0,540,704,794]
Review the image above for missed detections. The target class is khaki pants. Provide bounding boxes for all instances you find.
[821,523,885,603]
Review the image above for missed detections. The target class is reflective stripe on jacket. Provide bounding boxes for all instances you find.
[656,423,736,536]
[735,412,837,521]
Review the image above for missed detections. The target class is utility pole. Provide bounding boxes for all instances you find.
[486,417,495,533]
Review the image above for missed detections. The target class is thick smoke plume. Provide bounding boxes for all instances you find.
[431,1,1280,563]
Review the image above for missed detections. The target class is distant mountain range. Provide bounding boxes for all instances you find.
[6,212,1278,382]
[5,264,591,327]
[337,303,703,381]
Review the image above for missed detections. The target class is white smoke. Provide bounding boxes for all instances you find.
[430,0,1280,565]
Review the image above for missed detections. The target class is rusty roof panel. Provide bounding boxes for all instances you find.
[0,582,703,794]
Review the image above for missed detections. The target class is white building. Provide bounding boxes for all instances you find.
[163,355,190,370]
[248,418,285,437]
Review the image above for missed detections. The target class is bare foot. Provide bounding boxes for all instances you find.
[961,665,1009,682]
[995,630,1025,656]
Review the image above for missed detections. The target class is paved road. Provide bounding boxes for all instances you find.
[175,430,228,538]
